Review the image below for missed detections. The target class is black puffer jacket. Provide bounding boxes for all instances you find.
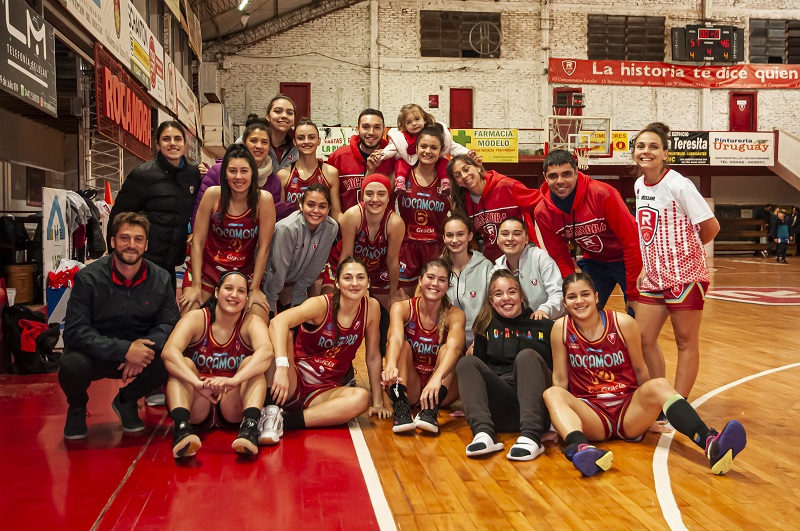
[108,153,201,269]
[473,308,554,376]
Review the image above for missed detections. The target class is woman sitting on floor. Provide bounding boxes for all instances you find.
[544,273,746,477]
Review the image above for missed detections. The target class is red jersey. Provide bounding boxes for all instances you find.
[205,204,259,275]
[463,170,541,262]
[405,297,445,387]
[353,203,395,288]
[185,307,253,377]
[396,169,450,243]
[327,136,395,211]
[562,310,637,398]
[284,161,328,207]
[294,294,368,389]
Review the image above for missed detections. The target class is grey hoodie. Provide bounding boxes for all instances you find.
[493,243,564,319]
[447,251,493,347]
[263,210,338,309]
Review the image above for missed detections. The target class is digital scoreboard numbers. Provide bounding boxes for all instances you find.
[671,25,744,63]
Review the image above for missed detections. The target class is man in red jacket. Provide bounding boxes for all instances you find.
[327,108,395,212]
[534,150,641,314]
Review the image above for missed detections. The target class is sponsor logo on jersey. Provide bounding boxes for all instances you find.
[607,333,616,345]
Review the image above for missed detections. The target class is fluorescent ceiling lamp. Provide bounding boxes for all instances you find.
[238,0,249,10]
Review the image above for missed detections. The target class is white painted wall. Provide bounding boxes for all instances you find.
[215,0,800,204]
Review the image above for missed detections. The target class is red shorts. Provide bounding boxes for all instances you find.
[581,392,643,441]
[399,240,441,286]
[283,365,341,412]
[639,281,708,311]
[182,260,254,294]
[414,362,435,390]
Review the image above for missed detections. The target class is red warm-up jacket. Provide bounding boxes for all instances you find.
[463,170,542,262]
[534,171,641,300]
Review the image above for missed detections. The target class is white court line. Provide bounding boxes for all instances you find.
[654,363,800,530]
[349,419,397,531]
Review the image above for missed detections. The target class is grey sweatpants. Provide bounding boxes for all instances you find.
[456,349,552,443]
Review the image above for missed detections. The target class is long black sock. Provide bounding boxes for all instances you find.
[436,385,448,407]
[386,383,409,404]
[242,407,261,423]
[170,407,190,424]
[563,430,589,461]
[264,389,276,407]
[283,410,306,430]
[665,397,710,449]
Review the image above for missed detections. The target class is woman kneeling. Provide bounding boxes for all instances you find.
[163,271,274,458]
[545,273,746,477]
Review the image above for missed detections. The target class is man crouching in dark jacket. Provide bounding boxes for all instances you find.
[59,212,180,439]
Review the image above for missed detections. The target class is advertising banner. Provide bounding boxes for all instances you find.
[176,70,199,137]
[667,131,709,165]
[709,132,774,166]
[127,1,150,88]
[163,53,178,114]
[95,44,152,161]
[450,129,519,163]
[61,0,130,66]
[0,0,57,117]
[549,58,800,89]
[42,187,68,292]
[147,33,165,106]
[318,127,358,161]
[164,0,180,18]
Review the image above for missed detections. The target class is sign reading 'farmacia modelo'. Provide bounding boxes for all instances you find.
[1,0,57,117]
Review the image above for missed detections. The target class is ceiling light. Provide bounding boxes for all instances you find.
[241,13,250,26]
[238,0,249,11]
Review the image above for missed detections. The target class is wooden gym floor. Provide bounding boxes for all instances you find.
[0,256,797,530]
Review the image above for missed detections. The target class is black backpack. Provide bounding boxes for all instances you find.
[1,304,61,374]
[78,190,107,259]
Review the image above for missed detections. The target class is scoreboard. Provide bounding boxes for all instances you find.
[672,25,744,63]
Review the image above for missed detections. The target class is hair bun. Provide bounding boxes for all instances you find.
[646,122,671,136]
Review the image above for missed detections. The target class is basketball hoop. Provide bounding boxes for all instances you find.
[574,147,591,170]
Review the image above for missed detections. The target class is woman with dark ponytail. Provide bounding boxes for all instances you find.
[162,271,274,459]
[180,144,276,322]
[632,122,720,399]
[382,259,465,435]
[257,257,389,446]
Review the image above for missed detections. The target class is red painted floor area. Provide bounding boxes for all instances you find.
[0,374,380,530]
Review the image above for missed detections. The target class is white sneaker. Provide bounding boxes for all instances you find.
[257,405,284,445]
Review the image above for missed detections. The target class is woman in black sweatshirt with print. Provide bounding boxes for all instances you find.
[456,269,554,461]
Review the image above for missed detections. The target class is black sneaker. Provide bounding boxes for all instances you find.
[112,393,145,433]
[172,421,201,458]
[232,418,259,455]
[414,407,439,433]
[64,406,87,440]
[392,400,416,433]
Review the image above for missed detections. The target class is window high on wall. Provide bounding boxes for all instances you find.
[420,11,501,58]
[749,19,800,64]
[587,15,665,61]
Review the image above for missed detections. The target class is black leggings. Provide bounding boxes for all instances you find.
[457,349,552,443]
[58,349,168,408]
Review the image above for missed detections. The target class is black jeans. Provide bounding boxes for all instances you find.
[457,349,552,442]
[58,348,168,409]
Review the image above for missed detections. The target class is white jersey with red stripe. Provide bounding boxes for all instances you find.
[634,169,713,291]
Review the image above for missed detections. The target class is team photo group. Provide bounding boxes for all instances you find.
[60,93,746,480]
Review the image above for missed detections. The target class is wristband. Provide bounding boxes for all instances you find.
[275,357,289,368]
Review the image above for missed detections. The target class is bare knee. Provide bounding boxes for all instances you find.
[543,386,570,409]
[639,377,677,402]
[349,387,370,415]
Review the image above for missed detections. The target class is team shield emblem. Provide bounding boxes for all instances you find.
[562,60,576,76]
[637,207,659,246]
